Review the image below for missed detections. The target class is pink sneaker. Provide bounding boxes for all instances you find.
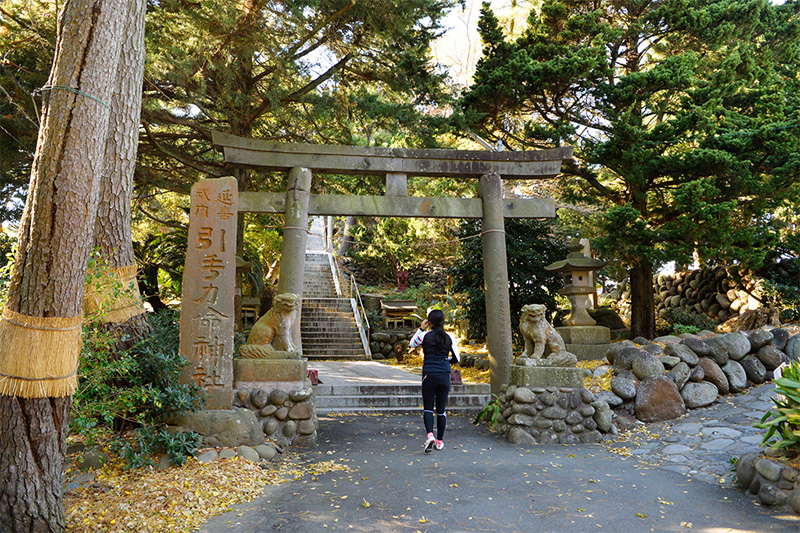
[434,440,444,450]
[424,433,435,453]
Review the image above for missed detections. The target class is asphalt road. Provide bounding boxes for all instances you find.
[200,413,798,533]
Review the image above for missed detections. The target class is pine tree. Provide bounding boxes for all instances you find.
[461,0,800,338]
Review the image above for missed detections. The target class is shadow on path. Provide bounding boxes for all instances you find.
[201,413,798,532]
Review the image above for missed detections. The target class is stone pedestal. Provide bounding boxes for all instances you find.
[510,361,584,388]
[234,357,308,392]
[557,325,612,362]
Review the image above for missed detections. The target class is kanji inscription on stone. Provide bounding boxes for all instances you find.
[179,177,238,409]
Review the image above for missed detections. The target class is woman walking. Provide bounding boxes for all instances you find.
[409,309,460,452]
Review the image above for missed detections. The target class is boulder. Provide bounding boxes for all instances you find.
[784,334,800,362]
[696,357,729,395]
[721,360,748,393]
[667,362,691,391]
[756,345,787,371]
[748,329,774,351]
[632,351,665,379]
[635,375,686,422]
[681,337,711,357]
[740,355,767,384]
[605,340,636,364]
[720,332,750,360]
[681,381,718,408]
[664,343,699,366]
[769,328,790,351]
[689,366,705,382]
[594,390,624,407]
[588,307,627,330]
[614,347,644,373]
[641,343,664,356]
[592,401,613,432]
[704,337,729,366]
[171,408,265,447]
[610,375,637,400]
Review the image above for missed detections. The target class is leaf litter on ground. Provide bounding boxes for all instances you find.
[65,452,349,532]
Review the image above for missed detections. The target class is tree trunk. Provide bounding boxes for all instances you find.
[629,258,656,339]
[337,216,358,256]
[0,1,126,530]
[90,0,150,352]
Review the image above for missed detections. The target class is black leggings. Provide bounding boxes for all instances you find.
[422,372,450,440]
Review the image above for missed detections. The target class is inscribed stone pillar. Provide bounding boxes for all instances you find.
[277,167,312,349]
[480,172,514,394]
[179,177,238,409]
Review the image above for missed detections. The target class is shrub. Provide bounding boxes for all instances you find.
[662,306,716,335]
[72,310,205,466]
[755,360,800,454]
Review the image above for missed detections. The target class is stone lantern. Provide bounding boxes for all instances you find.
[544,239,611,360]
[546,238,606,326]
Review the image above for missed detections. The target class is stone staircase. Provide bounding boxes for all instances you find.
[314,382,491,415]
[301,298,367,359]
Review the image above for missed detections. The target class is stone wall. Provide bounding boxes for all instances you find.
[611,265,767,324]
[370,330,414,360]
[233,386,318,447]
[736,451,800,515]
[494,385,607,445]
[596,328,800,423]
[342,258,448,291]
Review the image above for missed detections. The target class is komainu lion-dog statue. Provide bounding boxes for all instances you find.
[239,293,301,358]
[518,304,577,367]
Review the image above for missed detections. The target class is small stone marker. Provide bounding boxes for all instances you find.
[179,177,238,409]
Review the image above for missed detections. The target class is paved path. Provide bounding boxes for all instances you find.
[604,382,777,487]
[200,364,800,532]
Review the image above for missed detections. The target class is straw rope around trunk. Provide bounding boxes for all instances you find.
[0,308,83,398]
[83,263,146,324]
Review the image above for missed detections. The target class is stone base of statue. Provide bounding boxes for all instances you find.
[510,357,584,388]
[234,352,307,391]
[557,325,612,362]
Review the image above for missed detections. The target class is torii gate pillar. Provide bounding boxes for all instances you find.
[276,167,312,349]
[480,173,514,394]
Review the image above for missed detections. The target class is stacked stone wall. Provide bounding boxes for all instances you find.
[369,331,414,360]
[494,385,606,445]
[596,328,800,422]
[233,386,318,448]
[737,452,800,515]
[612,266,763,324]
[342,259,448,291]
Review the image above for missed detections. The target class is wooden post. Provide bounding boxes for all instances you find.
[480,173,514,394]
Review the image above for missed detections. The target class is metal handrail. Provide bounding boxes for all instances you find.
[327,252,343,297]
[350,273,372,358]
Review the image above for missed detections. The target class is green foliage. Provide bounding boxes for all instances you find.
[72,310,205,463]
[451,218,566,342]
[0,0,56,223]
[755,360,800,454]
[662,306,716,335]
[0,233,15,307]
[473,394,502,429]
[761,278,800,322]
[113,426,200,469]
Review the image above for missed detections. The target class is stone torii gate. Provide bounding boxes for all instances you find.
[211,131,573,395]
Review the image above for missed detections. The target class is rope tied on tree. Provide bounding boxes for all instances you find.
[83,264,146,324]
[36,84,111,110]
[0,308,83,398]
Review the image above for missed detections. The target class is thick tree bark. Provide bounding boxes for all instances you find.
[90,0,150,351]
[629,258,656,339]
[0,1,126,530]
